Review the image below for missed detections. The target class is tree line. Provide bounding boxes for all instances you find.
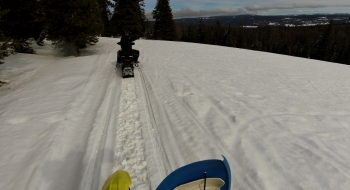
[0,0,175,62]
[1,0,106,58]
[1,0,349,65]
[174,20,350,65]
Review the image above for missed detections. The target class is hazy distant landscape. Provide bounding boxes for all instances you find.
[170,13,350,65]
[174,14,350,27]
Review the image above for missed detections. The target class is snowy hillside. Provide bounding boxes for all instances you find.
[1,38,350,190]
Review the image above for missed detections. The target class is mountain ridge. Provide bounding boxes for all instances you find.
[173,13,350,27]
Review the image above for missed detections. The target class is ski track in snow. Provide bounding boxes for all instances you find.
[113,78,149,189]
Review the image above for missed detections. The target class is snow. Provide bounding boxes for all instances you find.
[1,37,350,190]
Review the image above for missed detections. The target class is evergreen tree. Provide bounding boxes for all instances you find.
[175,19,350,65]
[222,26,232,47]
[152,0,177,40]
[344,28,350,65]
[42,0,103,55]
[187,24,196,42]
[196,19,207,44]
[0,35,13,64]
[108,0,119,37]
[181,24,195,42]
[144,21,154,39]
[345,38,350,65]
[138,0,147,35]
[205,27,214,45]
[237,22,247,48]
[179,24,187,41]
[213,21,224,45]
[0,0,43,53]
[337,27,350,65]
[311,20,335,61]
[325,20,336,61]
[110,0,144,38]
[97,0,113,37]
[0,10,15,64]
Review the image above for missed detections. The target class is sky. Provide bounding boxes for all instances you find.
[144,0,350,18]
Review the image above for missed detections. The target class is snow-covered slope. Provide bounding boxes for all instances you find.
[1,38,350,190]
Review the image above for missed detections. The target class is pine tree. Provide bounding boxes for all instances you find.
[110,0,144,38]
[197,19,207,44]
[311,20,335,61]
[97,0,113,37]
[179,24,187,41]
[0,0,43,53]
[338,27,350,65]
[0,36,13,64]
[325,20,336,61]
[222,26,232,47]
[144,21,154,39]
[180,24,195,42]
[0,10,15,64]
[42,0,103,55]
[205,26,214,45]
[237,22,247,48]
[138,0,147,35]
[345,38,350,65]
[108,0,119,37]
[213,21,224,45]
[152,0,177,40]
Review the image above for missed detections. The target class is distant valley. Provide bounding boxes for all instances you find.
[173,14,350,27]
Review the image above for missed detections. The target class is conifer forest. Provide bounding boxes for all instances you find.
[0,0,349,65]
[173,20,350,65]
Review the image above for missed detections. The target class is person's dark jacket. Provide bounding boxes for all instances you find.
[118,35,135,51]
[117,34,140,63]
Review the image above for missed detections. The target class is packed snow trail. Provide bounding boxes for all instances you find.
[112,78,148,190]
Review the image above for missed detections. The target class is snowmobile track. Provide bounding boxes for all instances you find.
[78,47,122,190]
[112,77,149,189]
[136,66,171,180]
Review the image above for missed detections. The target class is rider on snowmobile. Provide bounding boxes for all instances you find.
[117,30,139,64]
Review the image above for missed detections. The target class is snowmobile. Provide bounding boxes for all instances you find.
[156,156,231,190]
[102,156,231,190]
[116,42,139,78]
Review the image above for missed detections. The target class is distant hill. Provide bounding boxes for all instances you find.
[173,14,350,27]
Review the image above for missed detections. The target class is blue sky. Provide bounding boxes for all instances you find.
[144,0,350,18]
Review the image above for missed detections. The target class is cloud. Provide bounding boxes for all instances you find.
[146,8,246,19]
[245,3,328,12]
[144,3,350,19]
[173,8,247,18]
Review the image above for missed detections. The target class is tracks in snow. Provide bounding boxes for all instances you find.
[112,78,149,189]
[83,59,169,190]
[136,66,170,186]
[79,63,149,189]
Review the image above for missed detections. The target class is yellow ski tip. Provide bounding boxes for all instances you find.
[102,170,132,190]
